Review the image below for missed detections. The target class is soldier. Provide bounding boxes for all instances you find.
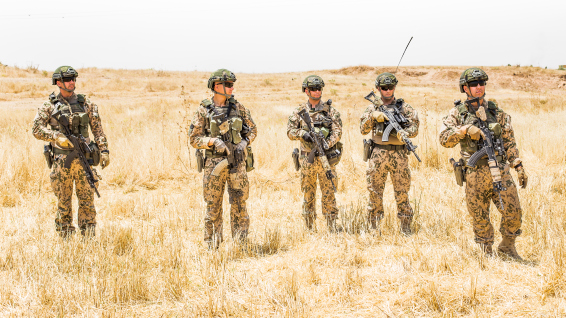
[360,73,419,235]
[287,75,343,232]
[32,66,109,237]
[189,69,257,248]
[439,68,528,260]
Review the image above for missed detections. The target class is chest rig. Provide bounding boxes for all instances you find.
[203,99,244,157]
[49,93,91,143]
[456,100,502,156]
[302,102,333,139]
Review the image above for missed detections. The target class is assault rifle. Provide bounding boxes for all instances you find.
[298,108,337,192]
[364,91,421,162]
[52,110,101,198]
[463,98,506,209]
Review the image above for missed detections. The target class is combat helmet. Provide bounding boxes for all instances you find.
[459,67,488,93]
[375,72,398,88]
[207,69,237,90]
[52,66,78,85]
[301,75,325,92]
[52,66,78,92]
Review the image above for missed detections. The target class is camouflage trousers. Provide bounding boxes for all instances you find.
[366,147,413,222]
[50,155,97,234]
[202,157,250,244]
[300,155,338,219]
[465,163,522,244]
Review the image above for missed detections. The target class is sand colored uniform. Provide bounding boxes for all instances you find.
[439,100,522,244]
[360,98,419,226]
[32,93,108,234]
[287,101,342,222]
[189,97,257,245]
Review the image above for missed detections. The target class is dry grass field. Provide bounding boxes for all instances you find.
[1,63,566,317]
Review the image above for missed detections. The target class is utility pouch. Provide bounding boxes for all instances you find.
[246,146,254,172]
[44,144,53,169]
[327,141,343,166]
[362,139,373,162]
[89,142,101,166]
[196,149,205,173]
[292,148,300,171]
[450,158,466,186]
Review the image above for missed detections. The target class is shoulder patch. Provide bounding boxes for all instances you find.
[396,98,404,106]
[487,100,498,109]
[456,103,468,115]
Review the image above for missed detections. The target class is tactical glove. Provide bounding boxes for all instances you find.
[397,129,408,142]
[234,140,248,163]
[516,166,528,189]
[54,132,74,149]
[467,125,483,141]
[101,152,110,169]
[372,111,387,123]
[212,138,229,155]
[302,131,314,143]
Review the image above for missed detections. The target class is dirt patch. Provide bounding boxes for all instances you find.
[402,71,428,77]
[331,65,376,75]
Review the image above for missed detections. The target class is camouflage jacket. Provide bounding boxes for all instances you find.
[189,97,257,149]
[439,99,521,167]
[31,92,108,152]
[360,97,419,145]
[287,100,342,152]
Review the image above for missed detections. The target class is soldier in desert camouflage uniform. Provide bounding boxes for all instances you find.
[360,73,419,235]
[32,66,109,237]
[287,75,343,232]
[439,68,528,260]
[189,69,257,248]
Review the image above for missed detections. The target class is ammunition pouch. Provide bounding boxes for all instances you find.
[292,148,300,171]
[326,141,343,166]
[450,158,466,186]
[85,141,100,166]
[246,146,254,172]
[44,144,54,169]
[362,139,373,162]
[196,149,205,173]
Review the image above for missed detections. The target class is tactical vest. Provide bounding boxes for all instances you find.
[203,98,244,158]
[456,100,502,155]
[48,93,92,154]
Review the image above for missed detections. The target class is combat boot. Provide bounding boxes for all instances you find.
[304,214,315,231]
[326,216,342,233]
[479,243,493,256]
[80,225,96,237]
[498,236,523,261]
[400,218,412,236]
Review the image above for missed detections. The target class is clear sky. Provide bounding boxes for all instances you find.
[1,0,563,73]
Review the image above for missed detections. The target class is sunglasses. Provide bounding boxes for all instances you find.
[216,82,234,88]
[468,80,486,87]
[308,86,323,92]
[62,77,76,83]
[379,85,395,91]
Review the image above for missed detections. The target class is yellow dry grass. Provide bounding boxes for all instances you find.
[1,63,566,316]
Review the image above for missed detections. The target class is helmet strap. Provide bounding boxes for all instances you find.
[306,90,321,101]
[378,88,394,104]
[465,84,485,107]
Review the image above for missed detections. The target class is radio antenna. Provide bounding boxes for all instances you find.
[394,36,413,74]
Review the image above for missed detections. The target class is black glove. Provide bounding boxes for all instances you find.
[302,132,313,143]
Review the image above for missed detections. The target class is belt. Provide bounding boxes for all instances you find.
[53,147,73,155]
[373,143,405,151]
[472,155,504,167]
[205,149,227,159]
[301,150,321,157]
